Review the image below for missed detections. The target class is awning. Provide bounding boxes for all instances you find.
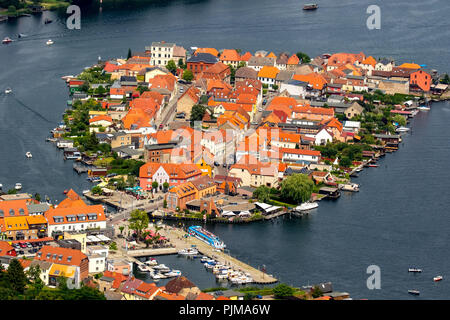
[221,211,236,217]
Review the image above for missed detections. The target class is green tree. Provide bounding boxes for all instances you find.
[163,181,169,192]
[253,185,271,202]
[273,283,295,299]
[166,60,177,74]
[190,104,206,125]
[95,85,106,96]
[392,114,406,126]
[7,259,27,295]
[152,181,159,192]
[128,209,149,239]
[311,286,323,298]
[178,58,186,69]
[127,175,136,187]
[339,156,352,168]
[296,51,311,63]
[109,242,118,251]
[279,174,314,204]
[119,226,125,235]
[26,264,44,294]
[163,199,167,208]
[272,84,279,90]
[440,74,450,84]
[34,193,41,202]
[7,189,17,194]
[91,186,102,195]
[127,48,132,59]
[7,5,16,14]
[182,69,194,82]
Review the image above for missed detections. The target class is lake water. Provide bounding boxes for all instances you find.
[1,0,450,299]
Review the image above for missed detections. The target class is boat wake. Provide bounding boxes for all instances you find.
[12,96,52,123]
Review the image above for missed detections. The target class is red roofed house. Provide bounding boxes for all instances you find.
[219,49,241,68]
[292,106,334,121]
[139,163,202,191]
[200,62,231,83]
[410,69,431,92]
[89,115,114,133]
[35,246,90,285]
[280,148,321,164]
[176,86,201,119]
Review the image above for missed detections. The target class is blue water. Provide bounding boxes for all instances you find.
[1,0,450,299]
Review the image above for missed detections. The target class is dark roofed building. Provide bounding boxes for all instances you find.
[235,67,258,81]
[165,276,200,297]
[187,53,219,75]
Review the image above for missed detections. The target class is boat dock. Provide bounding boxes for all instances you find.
[127,247,177,257]
[158,226,278,284]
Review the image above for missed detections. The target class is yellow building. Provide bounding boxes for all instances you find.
[64,232,87,253]
[195,158,212,177]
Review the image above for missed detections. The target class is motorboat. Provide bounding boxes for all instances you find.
[303,3,318,10]
[149,272,165,279]
[408,289,420,295]
[216,273,228,281]
[5,87,12,94]
[25,151,32,158]
[295,201,319,212]
[178,248,199,256]
[145,258,158,266]
[46,39,54,45]
[408,268,422,273]
[200,256,210,263]
[165,270,182,277]
[433,276,443,282]
[0,183,3,190]
[396,126,410,133]
[417,105,430,111]
[15,183,22,190]
[153,264,170,272]
[367,164,378,168]
[340,183,359,192]
[44,18,52,24]
[2,37,12,44]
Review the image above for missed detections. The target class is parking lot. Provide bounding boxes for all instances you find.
[11,241,48,257]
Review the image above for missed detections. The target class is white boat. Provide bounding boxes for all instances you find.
[4,88,12,94]
[165,270,182,277]
[408,268,422,273]
[137,264,150,273]
[339,183,359,192]
[145,258,158,266]
[200,256,209,263]
[433,275,443,282]
[178,248,199,256]
[295,201,319,212]
[0,183,3,190]
[408,289,420,295]
[15,183,22,190]
[25,151,32,158]
[2,37,12,44]
[417,106,430,111]
[46,39,54,45]
[153,264,170,272]
[396,126,410,133]
[149,272,164,279]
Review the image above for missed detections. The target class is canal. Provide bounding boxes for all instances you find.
[1,0,450,299]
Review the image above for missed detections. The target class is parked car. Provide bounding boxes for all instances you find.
[18,250,24,255]
[19,242,27,248]
[262,99,267,105]
[106,173,117,178]
[26,243,33,248]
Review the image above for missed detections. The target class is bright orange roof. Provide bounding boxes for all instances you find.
[398,63,421,69]
[0,241,14,257]
[26,215,47,225]
[156,291,185,300]
[36,246,88,267]
[293,106,334,116]
[3,216,29,231]
[287,54,300,65]
[0,199,29,217]
[89,115,113,124]
[362,56,377,67]
[45,204,105,226]
[195,292,215,300]
[195,48,219,57]
[266,52,277,59]
[327,52,366,67]
[258,66,280,79]
[220,49,241,62]
[240,52,252,61]
[292,73,327,90]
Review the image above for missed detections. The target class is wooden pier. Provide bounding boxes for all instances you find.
[157,226,278,284]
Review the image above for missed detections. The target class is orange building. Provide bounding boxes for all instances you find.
[410,69,431,92]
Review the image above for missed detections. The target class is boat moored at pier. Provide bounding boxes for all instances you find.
[188,226,226,249]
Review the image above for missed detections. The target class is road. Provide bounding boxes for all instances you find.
[108,199,164,224]
[156,83,188,128]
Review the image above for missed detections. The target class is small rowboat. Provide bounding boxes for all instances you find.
[408,289,420,295]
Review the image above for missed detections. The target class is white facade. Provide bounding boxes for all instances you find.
[282,151,320,163]
[150,42,175,67]
[146,166,169,189]
[48,220,107,235]
[280,82,306,97]
[258,76,276,89]
[311,128,333,146]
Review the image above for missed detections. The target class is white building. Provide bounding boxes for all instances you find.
[148,41,175,67]
[281,148,321,164]
[87,245,109,273]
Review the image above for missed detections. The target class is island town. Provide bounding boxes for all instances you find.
[0,41,449,300]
